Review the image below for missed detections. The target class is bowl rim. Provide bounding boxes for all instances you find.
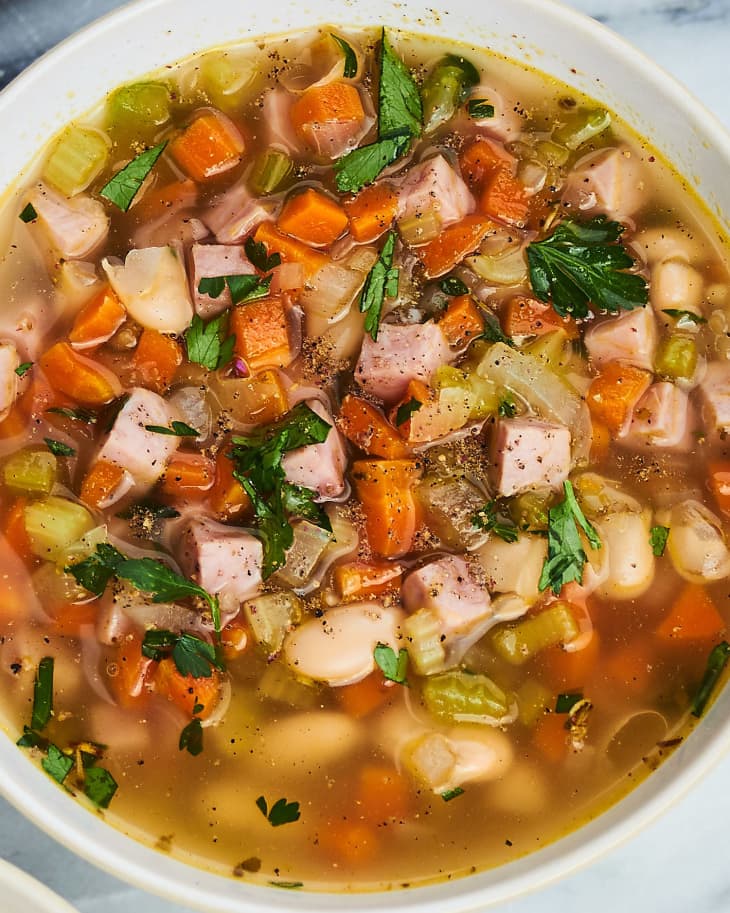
[1,0,730,910]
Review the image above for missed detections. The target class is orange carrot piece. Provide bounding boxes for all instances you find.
[459,137,513,190]
[480,166,530,226]
[656,583,726,642]
[333,561,404,601]
[135,179,197,221]
[68,286,126,349]
[40,342,121,406]
[338,394,410,459]
[131,328,183,394]
[336,671,394,719]
[154,656,220,719]
[502,295,578,340]
[161,453,215,498]
[108,634,155,709]
[415,215,495,278]
[253,221,329,278]
[351,459,422,558]
[169,111,245,181]
[79,459,127,509]
[356,764,412,824]
[539,632,600,692]
[585,361,652,435]
[208,447,252,522]
[590,420,611,464]
[291,82,365,137]
[604,638,656,692]
[319,820,379,867]
[438,294,485,347]
[3,497,33,565]
[533,712,569,763]
[51,601,99,637]
[230,296,294,372]
[344,182,399,243]
[278,188,349,247]
[390,379,432,441]
[220,618,249,662]
[709,461,730,516]
[0,375,76,440]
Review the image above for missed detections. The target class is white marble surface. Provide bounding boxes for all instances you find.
[0,0,729,911]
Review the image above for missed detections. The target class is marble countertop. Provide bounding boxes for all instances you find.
[1,0,729,911]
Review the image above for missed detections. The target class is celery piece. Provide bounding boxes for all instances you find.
[244,591,302,654]
[402,608,446,675]
[417,475,490,550]
[202,54,258,111]
[274,521,332,589]
[491,602,579,666]
[24,497,95,560]
[534,140,570,167]
[56,525,108,570]
[107,82,171,128]
[655,335,697,380]
[422,670,511,723]
[516,679,553,726]
[4,449,57,496]
[553,108,611,151]
[523,329,571,372]
[509,489,555,532]
[421,54,479,133]
[398,209,442,245]
[249,150,294,196]
[432,366,499,419]
[257,661,320,709]
[43,126,110,197]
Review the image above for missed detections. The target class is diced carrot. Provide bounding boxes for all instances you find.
[135,179,197,221]
[161,453,215,498]
[253,221,329,278]
[230,296,294,373]
[278,188,349,247]
[656,583,726,642]
[220,617,250,663]
[344,182,399,243]
[51,601,99,637]
[333,561,404,601]
[318,820,379,866]
[533,712,568,763]
[415,215,496,279]
[351,459,422,558]
[502,295,578,340]
[108,634,155,709]
[0,540,33,620]
[709,461,730,516]
[79,459,127,510]
[539,632,600,692]
[459,137,513,190]
[131,328,183,394]
[356,764,412,824]
[480,166,529,226]
[68,286,126,349]
[208,447,252,522]
[585,361,652,435]
[590,420,611,464]
[390,379,432,441]
[438,294,485,347]
[3,498,33,565]
[603,638,656,693]
[336,671,394,719]
[154,656,220,719]
[169,110,245,182]
[0,404,28,439]
[0,374,76,440]
[290,82,365,139]
[40,342,121,406]
[338,394,410,459]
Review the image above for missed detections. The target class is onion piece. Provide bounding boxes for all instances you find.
[662,499,730,583]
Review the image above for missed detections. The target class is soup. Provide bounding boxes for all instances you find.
[0,23,729,892]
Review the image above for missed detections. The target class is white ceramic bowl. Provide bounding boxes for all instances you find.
[0,858,79,913]
[1,0,729,910]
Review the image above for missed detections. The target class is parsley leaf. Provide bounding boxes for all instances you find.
[374,642,409,684]
[692,641,730,718]
[440,786,465,802]
[479,312,514,347]
[526,215,648,318]
[379,30,422,137]
[198,274,271,305]
[100,141,167,212]
[472,502,519,543]
[198,277,225,299]
[15,361,33,377]
[31,657,54,732]
[334,130,411,194]
[16,727,48,750]
[185,313,236,371]
[538,480,601,595]
[555,692,583,713]
[244,236,281,273]
[44,438,75,457]
[42,744,74,784]
[19,203,37,223]
[144,421,199,437]
[650,525,670,557]
[395,396,422,426]
[179,718,204,756]
[468,99,495,118]
[662,308,707,327]
[331,33,358,78]
[360,230,399,341]
[256,795,301,827]
[84,765,118,807]
[280,482,332,532]
[439,276,469,296]
[141,629,223,678]
[46,406,98,424]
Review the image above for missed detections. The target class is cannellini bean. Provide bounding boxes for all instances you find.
[650,258,705,318]
[596,511,655,600]
[631,226,705,266]
[488,759,549,816]
[249,712,365,773]
[404,725,513,793]
[664,499,730,583]
[283,602,404,686]
[89,703,152,753]
[476,534,548,603]
[0,341,20,421]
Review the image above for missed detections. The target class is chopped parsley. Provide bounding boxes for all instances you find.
[44,437,75,457]
[198,274,271,305]
[256,795,301,827]
[439,276,469,296]
[185,313,236,371]
[472,502,519,543]
[41,744,74,784]
[480,312,515,347]
[359,230,399,341]
[100,141,168,212]
[84,765,118,808]
[244,236,282,273]
[141,630,224,679]
[538,480,602,595]
[395,396,422,426]
[179,718,204,757]
[15,361,33,377]
[19,203,38,223]
[650,525,670,557]
[144,420,200,437]
[692,641,730,718]
[331,33,358,78]
[662,308,707,328]
[374,643,409,685]
[268,881,304,890]
[468,99,495,118]
[46,406,98,424]
[440,786,465,802]
[555,692,583,713]
[31,657,54,731]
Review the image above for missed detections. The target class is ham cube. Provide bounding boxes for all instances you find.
[402,555,492,639]
[562,146,647,222]
[492,417,571,497]
[28,183,109,260]
[202,179,273,245]
[624,381,695,451]
[584,306,657,372]
[699,362,730,435]
[190,243,256,318]
[281,399,347,500]
[398,154,475,230]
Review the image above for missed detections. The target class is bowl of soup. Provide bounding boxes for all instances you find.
[0,0,729,909]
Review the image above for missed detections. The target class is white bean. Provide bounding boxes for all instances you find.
[665,499,730,583]
[650,258,705,318]
[597,511,655,600]
[476,534,548,602]
[631,227,705,266]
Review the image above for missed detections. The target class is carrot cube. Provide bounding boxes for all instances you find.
[230,296,294,372]
[278,188,349,247]
[169,111,245,181]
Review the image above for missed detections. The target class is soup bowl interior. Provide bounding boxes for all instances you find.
[1,0,730,910]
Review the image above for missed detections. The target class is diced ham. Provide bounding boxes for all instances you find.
[491,417,571,497]
[281,399,347,500]
[562,146,647,223]
[132,180,203,249]
[27,183,109,260]
[301,111,375,160]
[96,387,182,492]
[355,321,453,403]
[180,517,263,611]
[398,155,475,229]
[202,179,273,245]
[623,381,696,451]
[102,246,193,334]
[263,88,302,155]
[699,362,730,435]
[0,341,21,422]
[190,243,257,318]
[402,555,492,639]
[470,85,524,142]
[584,306,657,372]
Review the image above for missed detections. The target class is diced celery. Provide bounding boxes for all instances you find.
[553,108,611,150]
[421,54,479,133]
[107,82,171,128]
[523,329,571,372]
[655,335,697,380]
[432,366,499,419]
[257,661,320,709]
[56,525,108,569]
[202,54,259,111]
[417,475,489,550]
[4,449,57,496]
[398,209,442,246]
[32,562,90,607]
[491,602,580,666]
[403,608,446,675]
[243,591,302,654]
[509,489,555,532]
[534,139,570,167]
[422,670,511,723]
[274,521,332,589]
[43,125,110,197]
[24,497,95,560]
[249,150,294,195]
[516,679,553,726]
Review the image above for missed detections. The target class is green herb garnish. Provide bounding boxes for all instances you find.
[395,397,422,426]
[440,786,465,802]
[439,276,469,296]
[15,361,33,377]
[555,692,583,713]
[84,765,118,808]
[538,480,602,595]
[359,230,399,341]
[185,313,236,371]
[244,236,282,273]
[472,502,519,543]
[19,203,37,223]
[468,99,495,118]
[46,406,98,424]
[692,641,730,718]
[179,718,204,757]
[331,34,358,78]
[498,396,517,418]
[334,129,412,194]
[141,630,223,678]
[100,141,167,212]
[41,744,74,784]
[198,274,271,305]
[31,657,54,731]
[256,795,301,827]
[480,313,514,347]
[44,438,75,458]
[526,215,648,318]
[144,421,200,437]
[374,643,409,685]
[662,308,707,327]
[268,881,304,890]
[650,525,670,557]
